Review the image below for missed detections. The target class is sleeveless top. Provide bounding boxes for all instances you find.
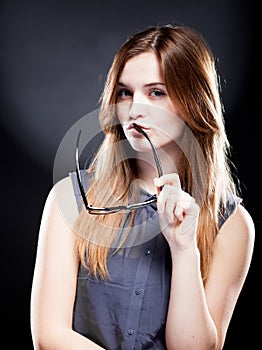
[69,171,242,350]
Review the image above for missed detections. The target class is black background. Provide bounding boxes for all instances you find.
[1,0,259,348]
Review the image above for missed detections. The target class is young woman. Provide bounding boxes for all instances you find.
[30,24,255,350]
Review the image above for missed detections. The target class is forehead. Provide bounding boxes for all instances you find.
[119,52,163,84]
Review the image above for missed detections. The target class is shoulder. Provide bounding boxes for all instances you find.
[42,175,79,232]
[213,203,255,280]
[218,192,242,229]
[48,175,77,207]
[219,203,255,246]
[206,203,255,305]
[33,176,80,281]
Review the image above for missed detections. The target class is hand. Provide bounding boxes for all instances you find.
[154,173,200,251]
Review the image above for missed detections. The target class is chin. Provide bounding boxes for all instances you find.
[127,137,151,153]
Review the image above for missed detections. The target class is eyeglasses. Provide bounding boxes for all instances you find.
[75,123,163,214]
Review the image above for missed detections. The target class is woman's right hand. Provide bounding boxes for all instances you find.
[154,173,200,252]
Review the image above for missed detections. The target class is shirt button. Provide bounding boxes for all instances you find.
[127,328,134,335]
[135,288,143,295]
[145,249,151,255]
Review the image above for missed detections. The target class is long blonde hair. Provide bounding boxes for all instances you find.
[73,24,238,284]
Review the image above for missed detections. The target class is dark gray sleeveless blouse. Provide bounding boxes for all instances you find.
[70,171,242,350]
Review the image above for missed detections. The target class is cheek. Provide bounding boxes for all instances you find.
[153,116,186,144]
[116,103,130,124]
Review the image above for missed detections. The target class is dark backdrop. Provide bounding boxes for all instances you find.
[1,0,259,348]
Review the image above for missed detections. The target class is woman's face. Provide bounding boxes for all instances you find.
[116,51,185,153]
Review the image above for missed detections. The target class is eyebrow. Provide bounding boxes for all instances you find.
[118,82,165,88]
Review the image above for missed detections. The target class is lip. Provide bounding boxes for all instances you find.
[126,123,150,131]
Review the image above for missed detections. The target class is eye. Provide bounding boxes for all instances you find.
[150,89,167,98]
[117,89,132,99]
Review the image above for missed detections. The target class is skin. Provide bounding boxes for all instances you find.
[117,52,185,193]
[30,52,255,350]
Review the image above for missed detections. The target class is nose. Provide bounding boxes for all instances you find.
[129,101,147,120]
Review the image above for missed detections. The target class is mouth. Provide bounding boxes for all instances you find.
[126,122,150,131]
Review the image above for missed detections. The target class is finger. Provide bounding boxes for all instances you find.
[154,173,181,191]
[165,192,180,223]
[157,184,174,214]
[174,203,184,222]
[154,178,162,196]
[180,197,200,234]
[184,197,200,216]
[157,185,180,221]
[174,192,191,221]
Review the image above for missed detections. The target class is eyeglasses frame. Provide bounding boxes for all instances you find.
[75,123,163,214]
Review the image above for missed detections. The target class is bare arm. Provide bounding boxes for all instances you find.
[204,204,255,349]
[155,174,255,350]
[166,245,216,350]
[30,177,105,350]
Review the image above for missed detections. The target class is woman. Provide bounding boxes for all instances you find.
[30,24,255,349]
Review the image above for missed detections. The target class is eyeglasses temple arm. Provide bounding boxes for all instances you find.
[75,130,89,209]
[132,123,163,178]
